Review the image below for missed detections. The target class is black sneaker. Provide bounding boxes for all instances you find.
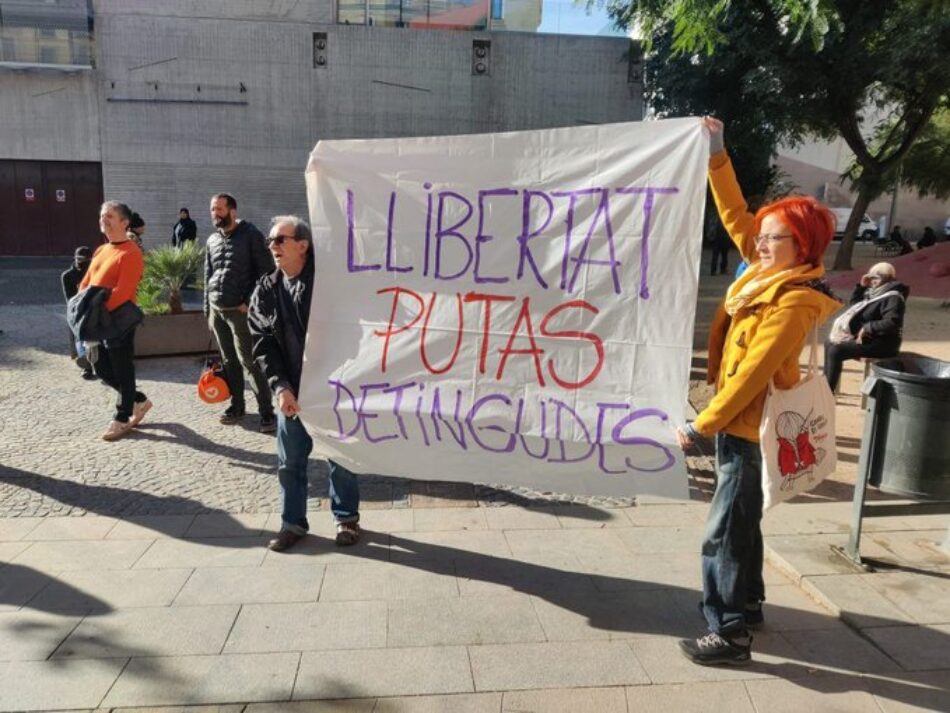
[697,601,764,630]
[679,631,752,666]
[80,369,97,381]
[259,413,277,433]
[219,406,246,425]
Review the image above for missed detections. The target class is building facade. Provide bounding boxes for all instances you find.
[0,0,642,256]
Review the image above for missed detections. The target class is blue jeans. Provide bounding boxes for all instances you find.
[700,433,765,636]
[277,412,360,535]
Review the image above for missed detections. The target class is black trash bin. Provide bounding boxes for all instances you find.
[861,355,950,499]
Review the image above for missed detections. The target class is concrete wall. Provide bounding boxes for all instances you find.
[776,154,950,236]
[1,0,642,249]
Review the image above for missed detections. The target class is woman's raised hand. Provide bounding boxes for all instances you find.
[702,116,725,155]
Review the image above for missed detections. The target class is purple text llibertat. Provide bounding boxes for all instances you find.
[329,379,675,474]
[346,185,679,299]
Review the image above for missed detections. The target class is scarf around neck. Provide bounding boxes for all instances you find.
[724,262,814,316]
[867,280,896,300]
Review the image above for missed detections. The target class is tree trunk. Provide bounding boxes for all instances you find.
[831,188,874,272]
[168,289,183,315]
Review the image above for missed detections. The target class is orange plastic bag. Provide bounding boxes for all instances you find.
[198,359,230,404]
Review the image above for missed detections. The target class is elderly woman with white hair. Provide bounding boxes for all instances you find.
[824,262,909,392]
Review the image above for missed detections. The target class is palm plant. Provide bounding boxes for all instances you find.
[137,242,204,315]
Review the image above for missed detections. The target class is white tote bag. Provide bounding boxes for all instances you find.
[759,329,837,509]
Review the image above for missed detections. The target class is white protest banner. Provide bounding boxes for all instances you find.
[300,118,707,498]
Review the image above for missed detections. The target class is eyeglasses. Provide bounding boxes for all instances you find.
[753,233,794,246]
[266,235,297,246]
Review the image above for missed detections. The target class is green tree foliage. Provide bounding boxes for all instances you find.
[610,0,950,270]
[137,242,204,315]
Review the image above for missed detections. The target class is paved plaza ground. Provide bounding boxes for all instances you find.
[0,245,947,712]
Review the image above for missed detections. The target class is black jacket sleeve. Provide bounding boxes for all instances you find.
[863,295,905,339]
[248,279,292,395]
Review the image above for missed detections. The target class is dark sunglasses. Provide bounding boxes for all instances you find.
[266,235,297,246]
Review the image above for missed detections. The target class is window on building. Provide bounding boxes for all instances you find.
[0,0,94,67]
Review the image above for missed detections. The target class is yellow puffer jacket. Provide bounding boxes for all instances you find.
[695,153,841,442]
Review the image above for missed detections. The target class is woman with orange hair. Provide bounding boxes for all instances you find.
[675,118,841,665]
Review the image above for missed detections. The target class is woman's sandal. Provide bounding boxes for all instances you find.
[335,521,361,547]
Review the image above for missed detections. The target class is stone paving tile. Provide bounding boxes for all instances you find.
[0,562,52,612]
[30,568,193,611]
[0,516,43,541]
[411,508,489,532]
[866,670,950,713]
[454,553,600,598]
[591,551,701,591]
[320,561,458,602]
[765,533,893,581]
[185,513,271,538]
[246,701,375,713]
[174,564,325,606]
[111,706,244,713]
[11,539,151,572]
[0,541,32,563]
[624,681,756,712]
[800,574,916,629]
[373,692,502,713]
[483,506,560,530]
[629,631,799,684]
[501,686,627,712]
[53,605,240,659]
[23,516,119,541]
[294,647,473,699]
[469,640,649,691]
[260,535,391,566]
[552,505,630,529]
[753,583,841,631]
[389,531,512,562]
[862,531,949,570]
[504,529,630,563]
[223,601,387,653]
[622,503,707,527]
[744,674,881,713]
[103,653,300,707]
[613,525,706,554]
[529,588,697,642]
[133,537,268,569]
[863,571,950,625]
[0,657,127,711]
[780,627,902,675]
[0,610,83,660]
[409,482,477,508]
[863,625,950,671]
[356,509,414,534]
[387,594,545,646]
[106,515,197,539]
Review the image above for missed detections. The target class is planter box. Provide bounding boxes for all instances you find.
[135,310,217,357]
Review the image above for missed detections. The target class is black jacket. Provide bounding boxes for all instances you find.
[61,261,89,302]
[248,260,314,396]
[846,281,909,349]
[67,286,144,343]
[203,221,274,314]
[173,218,197,246]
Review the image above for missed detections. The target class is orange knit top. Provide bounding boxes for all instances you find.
[79,239,144,312]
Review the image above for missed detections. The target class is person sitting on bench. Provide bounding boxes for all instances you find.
[824,262,909,392]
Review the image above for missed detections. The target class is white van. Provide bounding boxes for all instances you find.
[831,207,878,241]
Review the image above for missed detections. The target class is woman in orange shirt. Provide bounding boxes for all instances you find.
[80,201,152,441]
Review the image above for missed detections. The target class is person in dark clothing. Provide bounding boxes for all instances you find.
[204,193,276,432]
[173,208,197,247]
[129,212,146,250]
[889,225,913,255]
[710,224,731,275]
[248,215,361,553]
[917,226,937,250]
[824,262,908,392]
[62,246,96,379]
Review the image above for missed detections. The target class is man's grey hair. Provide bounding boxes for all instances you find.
[269,215,312,243]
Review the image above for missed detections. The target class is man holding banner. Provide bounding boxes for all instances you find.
[249,215,361,552]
